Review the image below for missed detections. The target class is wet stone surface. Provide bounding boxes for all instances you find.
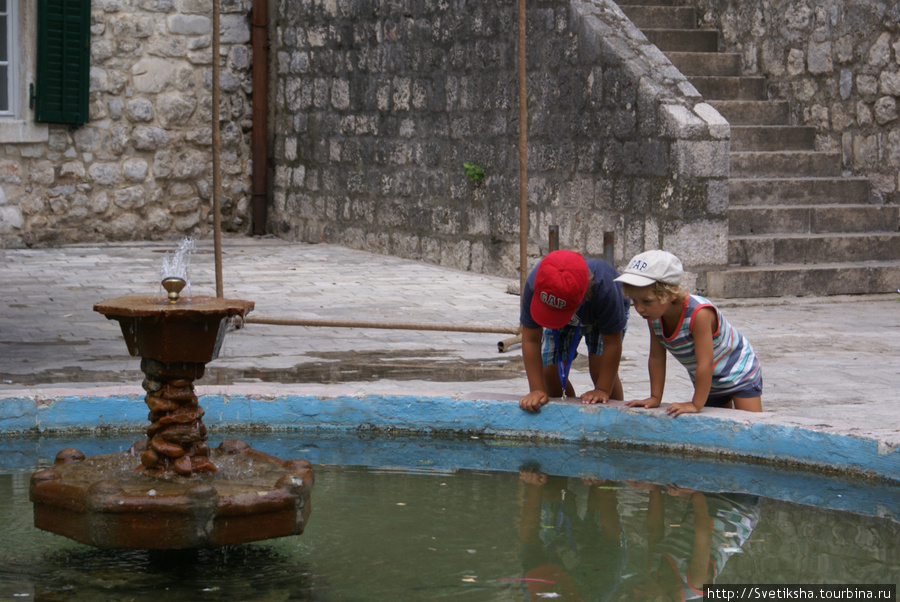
[0,350,528,386]
[1,240,898,445]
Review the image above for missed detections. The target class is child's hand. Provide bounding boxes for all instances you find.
[626,396,661,409]
[580,388,610,404]
[625,480,661,491]
[519,391,549,413]
[666,402,700,417]
[665,485,697,497]
[519,469,547,485]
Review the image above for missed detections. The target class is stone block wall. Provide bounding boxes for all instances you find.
[11,0,894,278]
[270,0,729,279]
[695,0,900,203]
[0,0,255,248]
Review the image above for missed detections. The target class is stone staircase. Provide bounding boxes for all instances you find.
[617,0,900,298]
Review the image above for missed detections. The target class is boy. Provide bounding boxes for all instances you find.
[519,250,629,412]
[614,250,762,416]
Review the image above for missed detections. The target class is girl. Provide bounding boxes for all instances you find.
[615,250,762,416]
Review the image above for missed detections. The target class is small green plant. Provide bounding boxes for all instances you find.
[463,162,485,185]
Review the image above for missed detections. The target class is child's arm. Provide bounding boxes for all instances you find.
[687,491,713,590]
[666,307,715,417]
[646,485,665,549]
[627,323,666,408]
[518,468,547,543]
[519,326,549,412]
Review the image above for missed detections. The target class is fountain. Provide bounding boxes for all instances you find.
[28,244,313,549]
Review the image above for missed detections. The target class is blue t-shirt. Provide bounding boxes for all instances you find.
[520,258,629,334]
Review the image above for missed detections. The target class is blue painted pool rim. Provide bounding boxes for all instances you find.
[1,390,897,484]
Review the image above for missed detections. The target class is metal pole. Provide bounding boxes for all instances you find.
[517,0,528,296]
[498,335,522,353]
[251,0,268,235]
[212,0,224,298]
[244,316,519,335]
[603,231,614,265]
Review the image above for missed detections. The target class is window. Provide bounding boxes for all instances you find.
[35,0,90,125]
[0,0,15,116]
[0,0,48,142]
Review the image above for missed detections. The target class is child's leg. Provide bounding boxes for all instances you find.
[610,375,624,401]
[733,396,762,412]
[541,326,578,398]
[726,376,763,412]
[542,363,572,397]
[588,353,625,401]
[589,359,623,400]
[585,328,623,400]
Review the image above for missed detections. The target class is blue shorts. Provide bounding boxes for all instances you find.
[706,375,763,407]
[541,324,624,366]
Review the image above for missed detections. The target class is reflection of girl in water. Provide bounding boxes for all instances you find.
[517,466,626,601]
[630,486,760,601]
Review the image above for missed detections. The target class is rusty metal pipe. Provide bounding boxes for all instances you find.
[548,225,559,253]
[517,0,528,296]
[212,0,224,297]
[244,316,519,335]
[251,0,268,235]
[604,231,614,265]
[498,334,522,353]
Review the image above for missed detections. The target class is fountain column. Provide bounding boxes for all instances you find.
[93,292,253,478]
[139,358,216,476]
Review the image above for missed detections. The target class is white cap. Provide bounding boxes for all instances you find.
[614,250,683,287]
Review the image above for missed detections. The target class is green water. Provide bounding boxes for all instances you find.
[1,463,899,600]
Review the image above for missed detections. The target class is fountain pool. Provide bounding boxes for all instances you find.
[2,431,898,600]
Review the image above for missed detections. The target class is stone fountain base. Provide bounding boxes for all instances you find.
[30,440,313,549]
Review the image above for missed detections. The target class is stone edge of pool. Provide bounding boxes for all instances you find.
[1,387,897,484]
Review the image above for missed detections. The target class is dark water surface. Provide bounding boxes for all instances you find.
[0,432,898,600]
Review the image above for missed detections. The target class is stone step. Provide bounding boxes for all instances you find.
[689,76,766,100]
[706,100,790,125]
[727,232,900,266]
[630,2,892,299]
[728,204,900,235]
[619,6,696,29]
[729,177,873,206]
[642,29,719,52]
[731,125,817,151]
[730,151,842,178]
[705,261,900,298]
[617,0,677,6]
[666,51,742,76]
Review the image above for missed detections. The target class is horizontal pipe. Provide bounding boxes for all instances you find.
[244,316,520,335]
[498,334,522,353]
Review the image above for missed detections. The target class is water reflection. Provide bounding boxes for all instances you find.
[0,433,898,600]
[516,466,626,600]
[512,463,764,601]
[620,486,759,601]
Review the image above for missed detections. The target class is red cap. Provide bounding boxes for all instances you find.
[530,250,589,329]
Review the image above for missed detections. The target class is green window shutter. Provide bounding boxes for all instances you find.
[36,0,90,125]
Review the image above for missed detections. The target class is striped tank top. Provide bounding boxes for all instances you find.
[651,295,761,395]
[649,493,761,600]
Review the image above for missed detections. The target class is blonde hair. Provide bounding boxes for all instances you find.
[622,281,688,304]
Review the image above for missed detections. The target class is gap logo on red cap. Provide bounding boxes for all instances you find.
[539,291,568,309]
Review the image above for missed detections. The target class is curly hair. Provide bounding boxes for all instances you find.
[622,281,688,304]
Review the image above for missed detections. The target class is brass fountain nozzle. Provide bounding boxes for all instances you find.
[161,277,186,303]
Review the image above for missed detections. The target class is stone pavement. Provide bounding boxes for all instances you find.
[1,237,898,478]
